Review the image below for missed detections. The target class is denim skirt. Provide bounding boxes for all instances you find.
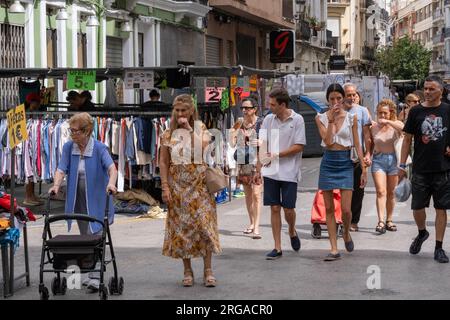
[318,150,354,190]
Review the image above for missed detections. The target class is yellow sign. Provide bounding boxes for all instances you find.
[7,104,28,149]
[249,75,258,92]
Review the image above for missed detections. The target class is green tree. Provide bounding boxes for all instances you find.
[375,36,432,81]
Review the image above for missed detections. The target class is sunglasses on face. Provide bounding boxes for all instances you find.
[240,106,256,110]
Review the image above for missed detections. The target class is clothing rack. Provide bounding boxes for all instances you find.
[1,65,284,296]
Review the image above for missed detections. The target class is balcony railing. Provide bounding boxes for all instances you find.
[431,61,449,72]
[297,20,311,41]
[433,33,444,44]
[433,10,443,20]
[362,46,375,61]
[327,0,350,4]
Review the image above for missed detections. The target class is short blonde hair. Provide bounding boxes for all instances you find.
[377,99,397,121]
[69,112,94,136]
[169,94,199,134]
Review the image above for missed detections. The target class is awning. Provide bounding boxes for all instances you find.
[0,66,294,80]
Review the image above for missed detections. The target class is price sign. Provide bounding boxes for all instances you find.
[124,71,155,89]
[7,104,28,149]
[205,87,226,103]
[67,70,96,90]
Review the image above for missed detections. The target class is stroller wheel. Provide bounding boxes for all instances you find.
[60,277,67,295]
[100,286,108,300]
[51,277,60,295]
[108,277,117,295]
[118,277,124,295]
[311,223,322,239]
[40,287,49,300]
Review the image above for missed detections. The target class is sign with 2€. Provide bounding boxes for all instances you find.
[7,104,28,149]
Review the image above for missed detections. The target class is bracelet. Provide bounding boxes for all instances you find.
[328,120,335,124]
[399,163,407,169]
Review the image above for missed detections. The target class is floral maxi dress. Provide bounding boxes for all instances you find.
[161,129,221,259]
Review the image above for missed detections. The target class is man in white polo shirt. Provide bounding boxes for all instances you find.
[258,88,306,260]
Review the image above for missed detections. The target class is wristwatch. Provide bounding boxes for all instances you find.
[399,163,407,169]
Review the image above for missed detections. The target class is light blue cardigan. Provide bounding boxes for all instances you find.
[57,138,115,234]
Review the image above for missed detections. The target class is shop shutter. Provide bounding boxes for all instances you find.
[0,23,25,110]
[106,37,124,103]
[205,35,221,66]
[106,36,123,67]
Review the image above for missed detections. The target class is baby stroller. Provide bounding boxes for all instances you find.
[38,192,124,300]
[311,190,343,239]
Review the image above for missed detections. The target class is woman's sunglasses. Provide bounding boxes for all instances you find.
[240,106,256,110]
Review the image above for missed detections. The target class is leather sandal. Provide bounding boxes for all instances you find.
[183,269,194,287]
[386,221,397,232]
[376,221,386,234]
[203,268,216,287]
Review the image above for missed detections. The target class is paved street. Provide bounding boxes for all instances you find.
[2,158,450,300]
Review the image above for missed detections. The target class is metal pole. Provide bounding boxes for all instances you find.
[10,147,15,228]
[228,77,233,203]
[1,245,10,298]
[24,224,30,286]
[9,147,15,296]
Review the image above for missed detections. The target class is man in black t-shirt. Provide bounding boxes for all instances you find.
[399,75,450,263]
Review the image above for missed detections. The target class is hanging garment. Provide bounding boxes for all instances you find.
[103,79,119,109]
[19,80,41,105]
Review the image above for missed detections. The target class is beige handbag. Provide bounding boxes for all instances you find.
[205,166,229,194]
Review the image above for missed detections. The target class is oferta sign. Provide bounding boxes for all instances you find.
[67,70,96,90]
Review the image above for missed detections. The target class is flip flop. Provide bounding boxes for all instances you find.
[324,253,341,261]
[252,232,262,239]
[243,227,254,234]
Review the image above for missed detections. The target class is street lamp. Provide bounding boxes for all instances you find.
[9,1,25,13]
[120,21,132,32]
[296,0,306,14]
[86,15,100,27]
[56,8,69,21]
[374,34,380,48]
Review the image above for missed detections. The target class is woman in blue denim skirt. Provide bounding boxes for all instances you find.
[315,84,368,261]
[369,99,404,234]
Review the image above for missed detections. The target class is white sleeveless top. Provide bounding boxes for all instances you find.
[318,112,354,147]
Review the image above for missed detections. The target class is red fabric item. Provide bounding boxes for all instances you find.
[311,190,343,225]
[25,208,36,222]
[0,193,17,212]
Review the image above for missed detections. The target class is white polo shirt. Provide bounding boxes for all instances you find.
[260,110,306,183]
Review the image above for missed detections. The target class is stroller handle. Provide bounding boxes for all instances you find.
[47,214,105,227]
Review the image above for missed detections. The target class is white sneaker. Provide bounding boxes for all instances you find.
[87,279,99,293]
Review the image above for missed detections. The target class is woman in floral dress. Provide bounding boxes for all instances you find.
[159,94,221,287]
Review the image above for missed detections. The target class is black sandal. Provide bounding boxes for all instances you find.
[376,221,386,234]
[386,221,397,232]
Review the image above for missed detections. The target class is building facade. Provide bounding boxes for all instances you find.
[392,0,450,81]
[205,0,295,70]
[327,0,389,75]
[0,0,211,108]
[294,0,333,74]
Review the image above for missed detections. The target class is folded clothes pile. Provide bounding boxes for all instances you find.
[114,188,160,215]
[136,206,167,219]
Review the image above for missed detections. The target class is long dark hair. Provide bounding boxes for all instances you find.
[326,83,345,101]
